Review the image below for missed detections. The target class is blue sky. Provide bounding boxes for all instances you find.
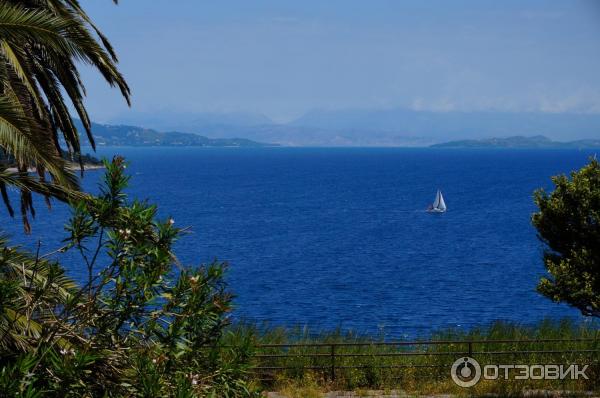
[80,0,600,123]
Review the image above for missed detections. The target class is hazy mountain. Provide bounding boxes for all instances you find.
[139,124,431,147]
[104,109,600,146]
[74,120,273,147]
[431,135,600,149]
[109,111,273,133]
[291,109,600,142]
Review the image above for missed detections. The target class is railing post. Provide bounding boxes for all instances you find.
[468,341,473,357]
[330,344,336,382]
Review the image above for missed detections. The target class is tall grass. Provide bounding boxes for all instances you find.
[222,318,600,396]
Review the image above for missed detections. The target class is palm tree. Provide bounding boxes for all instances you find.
[0,235,76,353]
[0,0,130,232]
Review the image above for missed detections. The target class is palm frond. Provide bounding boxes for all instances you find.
[0,0,129,231]
[0,95,78,189]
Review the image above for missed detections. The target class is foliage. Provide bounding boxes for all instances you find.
[532,158,600,318]
[0,157,259,397]
[228,319,599,395]
[0,0,129,231]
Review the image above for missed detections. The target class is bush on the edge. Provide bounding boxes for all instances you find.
[533,158,600,318]
[0,157,259,397]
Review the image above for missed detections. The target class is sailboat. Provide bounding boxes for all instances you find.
[427,189,447,213]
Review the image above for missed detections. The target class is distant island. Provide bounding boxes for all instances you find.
[76,120,275,147]
[107,110,600,146]
[431,135,600,149]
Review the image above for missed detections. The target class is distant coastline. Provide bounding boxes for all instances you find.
[431,135,600,149]
[75,119,600,149]
[77,120,277,147]
[6,164,104,173]
[3,150,105,173]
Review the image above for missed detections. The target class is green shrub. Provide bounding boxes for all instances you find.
[0,157,259,397]
[533,158,600,318]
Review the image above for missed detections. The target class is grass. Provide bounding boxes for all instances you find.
[222,318,600,396]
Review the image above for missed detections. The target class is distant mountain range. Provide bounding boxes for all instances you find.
[107,109,600,146]
[76,120,274,147]
[112,111,273,133]
[431,135,600,149]
[289,109,600,144]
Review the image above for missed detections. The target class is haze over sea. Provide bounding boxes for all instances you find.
[4,147,597,338]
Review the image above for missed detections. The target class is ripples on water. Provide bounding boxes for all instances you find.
[4,147,595,337]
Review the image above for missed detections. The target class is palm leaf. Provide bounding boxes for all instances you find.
[0,0,130,231]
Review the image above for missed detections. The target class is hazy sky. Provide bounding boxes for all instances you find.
[80,0,600,123]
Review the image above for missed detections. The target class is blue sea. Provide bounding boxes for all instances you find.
[3,147,597,337]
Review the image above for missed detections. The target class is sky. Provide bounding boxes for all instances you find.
[79,0,600,124]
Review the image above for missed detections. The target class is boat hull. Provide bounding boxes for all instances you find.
[427,208,446,213]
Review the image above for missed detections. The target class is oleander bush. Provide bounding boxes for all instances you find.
[0,157,259,397]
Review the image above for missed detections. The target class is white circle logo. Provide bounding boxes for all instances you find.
[451,357,481,387]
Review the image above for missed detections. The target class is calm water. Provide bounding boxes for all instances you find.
[3,147,597,337]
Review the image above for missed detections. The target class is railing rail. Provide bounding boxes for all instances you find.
[250,337,600,382]
[254,337,600,348]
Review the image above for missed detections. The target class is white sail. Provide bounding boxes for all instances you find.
[432,190,441,208]
[428,189,446,212]
[437,191,447,211]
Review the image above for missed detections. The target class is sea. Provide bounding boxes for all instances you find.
[2,147,598,338]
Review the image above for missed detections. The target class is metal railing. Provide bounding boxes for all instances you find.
[251,338,600,382]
